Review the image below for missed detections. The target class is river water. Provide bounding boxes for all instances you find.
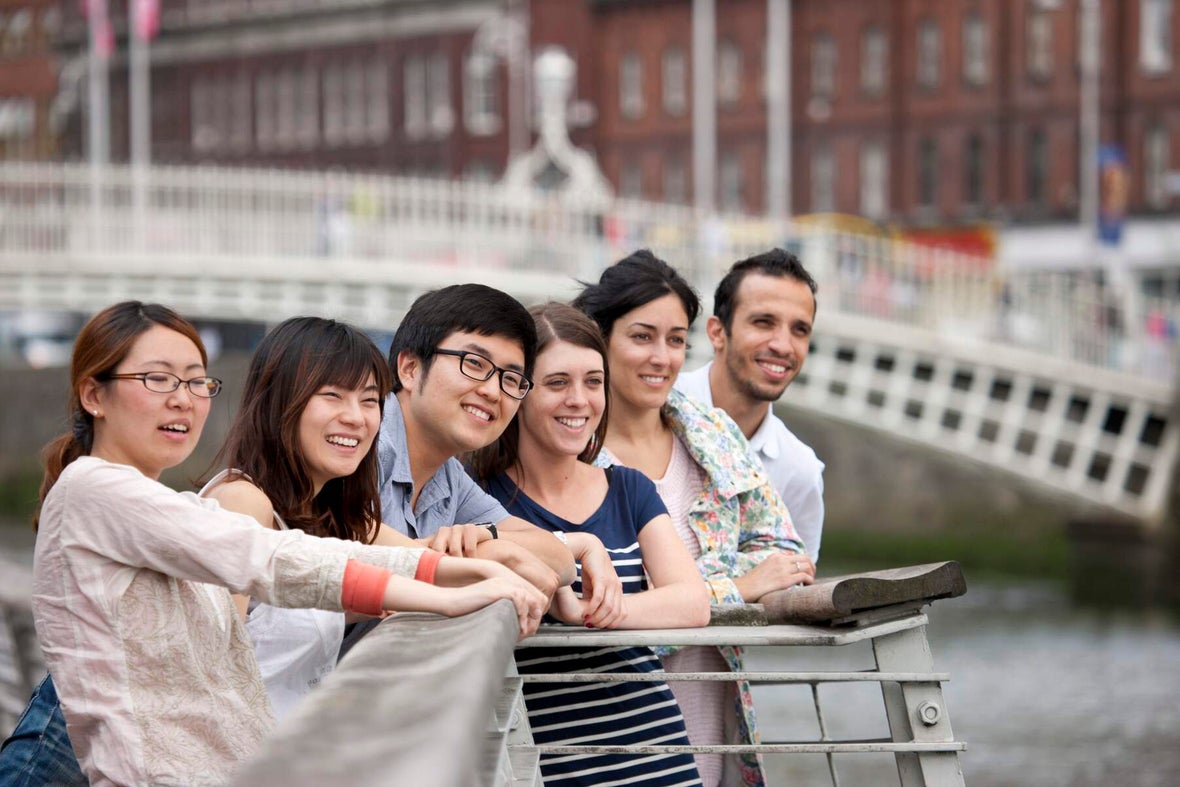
[4,528,1179,785]
[752,579,1180,786]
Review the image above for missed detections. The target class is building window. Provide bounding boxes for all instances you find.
[918,137,938,208]
[663,157,687,204]
[405,54,450,139]
[811,145,835,212]
[464,50,501,135]
[404,55,427,139]
[811,33,836,98]
[1141,0,1174,74]
[663,47,687,116]
[619,52,644,119]
[230,73,251,151]
[964,134,984,207]
[860,140,888,220]
[191,77,217,153]
[963,13,989,86]
[861,25,887,96]
[343,61,367,145]
[277,68,301,150]
[1027,7,1054,80]
[1027,128,1047,205]
[718,41,743,106]
[368,59,391,143]
[1145,125,1171,207]
[255,73,276,150]
[720,151,744,212]
[431,52,453,135]
[297,65,319,148]
[324,64,346,145]
[619,162,643,199]
[917,20,941,89]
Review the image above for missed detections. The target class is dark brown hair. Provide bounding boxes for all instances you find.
[35,301,207,530]
[212,316,391,542]
[470,302,609,484]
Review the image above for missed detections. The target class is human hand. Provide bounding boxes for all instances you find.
[478,539,561,602]
[735,552,815,602]
[442,576,547,640]
[421,524,493,557]
[575,539,626,629]
[548,586,588,625]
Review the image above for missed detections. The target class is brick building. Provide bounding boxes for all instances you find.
[0,0,61,160]
[49,0,1180,225]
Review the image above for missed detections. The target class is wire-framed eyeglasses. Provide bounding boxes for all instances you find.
[434,349,532,400]
[105,372,224,398]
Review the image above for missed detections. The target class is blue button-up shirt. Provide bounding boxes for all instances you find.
[376,393,509,538]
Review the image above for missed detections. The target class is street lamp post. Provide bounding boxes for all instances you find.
[766,0,790,219]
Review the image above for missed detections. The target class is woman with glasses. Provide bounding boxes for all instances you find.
[0,301,545,787]
[574,252,815,787]
[471,303,709,786]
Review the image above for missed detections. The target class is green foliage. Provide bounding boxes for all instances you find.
[821,528,1071,582]
[0,469,41,523]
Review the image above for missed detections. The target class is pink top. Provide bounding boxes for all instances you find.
[652,437,727,785]
[32,457,426,786]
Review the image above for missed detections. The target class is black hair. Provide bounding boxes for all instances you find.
[572,249,700,338]
[713,248,818,332]
[388,283,537,392]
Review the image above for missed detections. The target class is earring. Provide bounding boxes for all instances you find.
[92,410,99,417]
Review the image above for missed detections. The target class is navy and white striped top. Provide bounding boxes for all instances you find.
[488,468,702,787]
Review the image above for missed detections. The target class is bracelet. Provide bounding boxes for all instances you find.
[552,530,568,544]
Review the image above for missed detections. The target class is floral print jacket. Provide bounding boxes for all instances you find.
[598,387,805,786]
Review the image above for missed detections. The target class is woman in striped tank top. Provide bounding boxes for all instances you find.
[471,302,710,787]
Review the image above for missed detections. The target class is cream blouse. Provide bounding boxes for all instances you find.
[32,457,425,787]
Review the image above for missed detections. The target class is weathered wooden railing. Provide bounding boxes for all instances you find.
[1,562,968,786]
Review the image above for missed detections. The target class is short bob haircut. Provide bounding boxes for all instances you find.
[572,249,700,338]
[470,302,609,484]
[713,248,818,333]
[388,283,538,393]
[215,316,392,542]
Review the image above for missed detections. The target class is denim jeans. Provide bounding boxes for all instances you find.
[0,674,87,786]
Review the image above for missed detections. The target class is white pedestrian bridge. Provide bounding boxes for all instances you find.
[0,162,1176,523]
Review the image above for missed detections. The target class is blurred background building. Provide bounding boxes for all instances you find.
[0,0,60,160]
[24,1,1175,221]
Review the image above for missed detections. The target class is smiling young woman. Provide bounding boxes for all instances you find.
[575,252,815,787]
[471,302,709,787]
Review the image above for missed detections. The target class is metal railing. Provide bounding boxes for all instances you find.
[2,564,967,786]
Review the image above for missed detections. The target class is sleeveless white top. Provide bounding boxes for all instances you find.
[199,470,345,721]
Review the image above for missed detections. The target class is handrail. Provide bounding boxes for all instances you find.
[231,601,522,787]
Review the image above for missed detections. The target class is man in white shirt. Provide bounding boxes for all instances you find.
[676,249,826,560]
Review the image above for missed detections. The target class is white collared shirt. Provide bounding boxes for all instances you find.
[676,362,825,560]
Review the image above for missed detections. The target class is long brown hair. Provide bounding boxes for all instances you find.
[212,316,392,542]
[35,301,207,530]
[470,302,609,484]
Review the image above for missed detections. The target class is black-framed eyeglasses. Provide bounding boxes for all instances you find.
[433,349,532,400]
[105,372,223,398]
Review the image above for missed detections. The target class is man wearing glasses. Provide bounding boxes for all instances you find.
[373,283,616,606]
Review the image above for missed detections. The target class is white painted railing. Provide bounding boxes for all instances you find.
[2,162,1173,379]
[0,162,1176,519]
